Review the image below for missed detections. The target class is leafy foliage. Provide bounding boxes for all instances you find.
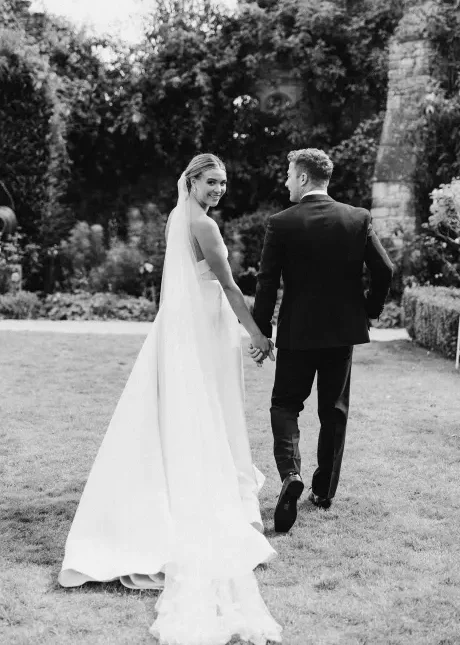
[329,113,384,209]
[416,178,460,288]
[0,289,41,318]
[428,178,460,241]
[0,26,55,242]
[371,301,402,329]
[1,0,403,296]
[0,232,22,293]
[40,291,157,321]
[58,212,165,299]
[100,0,402,217]
[410,2,460,224]
[384,179,460,301]
[0,288,157,320]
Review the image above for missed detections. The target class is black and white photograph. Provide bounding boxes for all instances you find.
[1,0,460,643]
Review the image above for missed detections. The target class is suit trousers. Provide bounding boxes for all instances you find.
[271,345,353,499]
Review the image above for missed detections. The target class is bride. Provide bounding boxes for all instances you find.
[58,153,282,645]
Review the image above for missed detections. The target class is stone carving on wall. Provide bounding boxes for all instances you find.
[255,67,303,112]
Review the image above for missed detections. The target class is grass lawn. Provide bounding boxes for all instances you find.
[1,331,460,645]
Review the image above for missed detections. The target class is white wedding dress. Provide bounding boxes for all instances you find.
[58,174,282,645]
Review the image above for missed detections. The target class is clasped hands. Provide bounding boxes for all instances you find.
[248,333,275,367]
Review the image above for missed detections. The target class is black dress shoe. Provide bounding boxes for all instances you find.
[274,472,304,533]
[308,491,332,509]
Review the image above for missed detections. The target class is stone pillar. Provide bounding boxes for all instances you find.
[371,2,435,243]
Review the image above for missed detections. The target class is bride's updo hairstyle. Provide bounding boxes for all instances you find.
[184,154,226,193]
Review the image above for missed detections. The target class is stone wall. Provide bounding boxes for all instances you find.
[371,1,435,243]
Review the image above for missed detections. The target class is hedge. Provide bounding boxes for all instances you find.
[0,291,157,322]
[402,286,460,359]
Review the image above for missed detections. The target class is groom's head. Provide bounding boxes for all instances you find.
[285,149,333,203]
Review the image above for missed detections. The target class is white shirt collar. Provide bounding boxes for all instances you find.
[301,189,328,197]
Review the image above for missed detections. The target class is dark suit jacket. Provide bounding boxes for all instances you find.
[252,194,394,350]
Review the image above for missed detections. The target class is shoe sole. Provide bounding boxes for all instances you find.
[274,479,304,533]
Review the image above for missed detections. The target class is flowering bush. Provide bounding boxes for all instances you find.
[56,205,166,299]
[0,290,158,321]
[60,222,107,291]
[428,178,460,237]
[136,204,168,300]
[42,291,157,321]
[0,232,24,294]
[371,301,402,329]
[409,178,460,290]
[100,241,144,296]
[406,235,460,289]
[0,290,41,319]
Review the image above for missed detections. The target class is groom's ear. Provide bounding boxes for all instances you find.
[300,172,308,186]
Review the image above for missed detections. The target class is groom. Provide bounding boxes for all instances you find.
[251,148,393,533]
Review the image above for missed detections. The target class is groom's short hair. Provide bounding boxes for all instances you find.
[287,149,333,183]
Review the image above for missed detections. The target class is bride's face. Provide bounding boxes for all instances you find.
[192,168,227,209]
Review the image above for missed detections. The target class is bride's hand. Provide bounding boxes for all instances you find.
[248,344,264,367]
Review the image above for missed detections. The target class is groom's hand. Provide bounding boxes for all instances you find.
[248,338,275,367]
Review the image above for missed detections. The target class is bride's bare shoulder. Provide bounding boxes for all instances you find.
[191,214,220,240]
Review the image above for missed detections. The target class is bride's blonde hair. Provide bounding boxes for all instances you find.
[184,154,226,192]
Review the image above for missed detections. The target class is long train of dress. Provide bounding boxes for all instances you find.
[58,255,282,644]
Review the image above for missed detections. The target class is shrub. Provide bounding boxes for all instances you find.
[96,294,157,322]
[405,175,460,294]
[329,113,384,209]
[402,286,460,359]
[97,242,144,297]
[371,301,403,329]
[225,206,275,270]
[59,212,165,299]
[224,204,277,294]
[406,234,460,290]
[21,241,44,293]
[136,203,168,301]
[428,178,460,236]
[0,232,24,294]
[0,26,69,247]
[60,222,108,290]
[40,291,157,321]
[40,291,91,320]
[0,291,41,319]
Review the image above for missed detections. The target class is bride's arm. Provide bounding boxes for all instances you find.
[192,218,272,355]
